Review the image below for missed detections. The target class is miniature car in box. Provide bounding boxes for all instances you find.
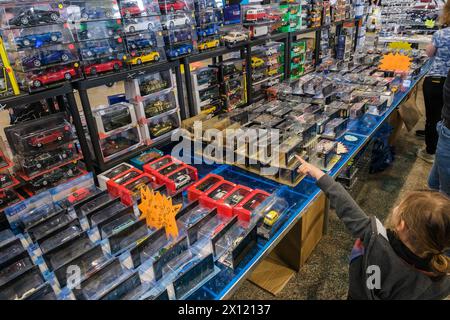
[159,0,188,13]
[143,155,181,183]
[129,149,163,170]
[93,103,136,135]
[166,43,194,58]
[0,189,23,210]
[187,174,224,201]
[198,38,220,51]
[8,9,60,26]
[222,30,248,47]
[139,79,169,96]
[106,167,143,197]
[194,67,217,86]
[128,51,161,65]
[145,110,180,139]
[20,144,77,177]
[84,60,123,76]
[0,172,16,190]
[161,14,193,30]
[197,24,220,37]
[22,50,76,69]
[142,93,176,119]
[233,190,270,222]
[99,127,142,161]
[15,31,63,49]
[315,139,338,169]
[118,173,156,205]
[29,163,82,191]
[28,125,72,149]
[67,188,92,205]
[199,181,236,209]
[30,66,78,88]
[245,8,268,22]
[163,164,198,193]
[216,185,253,217]
[98,163,134,190]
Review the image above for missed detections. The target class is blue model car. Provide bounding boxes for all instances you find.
[80,7,114,20]
[196,24,219,37]
[167,43,193,58]
[16,32,63,49]
[127,35,157,50]
[164,30,192,44]
[22,50,76,68]
[80,45,114,58]
[196,11,222,25]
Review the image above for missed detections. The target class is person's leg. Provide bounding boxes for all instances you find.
[423,77,445,155]
[434,122,450,196]
[428,161,440,191]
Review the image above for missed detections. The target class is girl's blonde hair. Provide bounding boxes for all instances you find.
[387,191,450,275]
[440,1,450,26]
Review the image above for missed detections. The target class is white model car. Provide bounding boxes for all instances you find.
[125,19,155,33]
[222,31,248,46]
[161,15,192,30]
[267,78,280,87]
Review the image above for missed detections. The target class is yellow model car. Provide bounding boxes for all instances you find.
[267,68,278,76]
[251,56,264,68]
[199,39,220,51]
[129,51,160,65]
[263,210,279,227]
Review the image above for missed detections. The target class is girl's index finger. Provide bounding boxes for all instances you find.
[295,155,306,164]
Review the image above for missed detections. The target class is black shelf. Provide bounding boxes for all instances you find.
[0,82,73,109]
[73,61,181,90]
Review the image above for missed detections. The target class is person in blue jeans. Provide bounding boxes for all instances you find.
[428,67,450,196]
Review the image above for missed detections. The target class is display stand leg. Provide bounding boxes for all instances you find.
[182,57,196,117]
[248,194,326,295]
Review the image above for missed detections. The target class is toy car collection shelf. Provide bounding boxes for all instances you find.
[197,63,430,300]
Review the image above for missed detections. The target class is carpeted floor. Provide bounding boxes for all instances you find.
[231,117,433,300]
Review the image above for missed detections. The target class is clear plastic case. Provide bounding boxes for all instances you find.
[3,25,73,51]
[159,0,194,14]
[99,127,143,162]
[100,212,137,239]
[74,20,124,42]
[67,0,120,22]
[314,139,338,169]
[89,201,130,229]
[125,69,173,99]
[162,164,198,193]
[43,231,94,271]
[137,89,178,121]
[38,222,84,254]
[0,239,26,267]
[26,210,74,242]
[187,174,224,201]
[77,191,118,218]
[321,118,348,140]
[129,148,163,170]
[0,266,45,300]
[119,0,161,18]
[106,167,143,197]
[99,271,142,300]
[107,219,149,255]
[234,190,270,222]
[119,173,156,205]
[98,163,135,190]
[55,245,109,290]
[199,181,236,209]
[0,2,67,29]
[28,163,85,193]
[93,103,137,136]
[220,26,249,47]
[18,142,80,178]
[0,255,34,287]
[144,109,180,140]
[255,194,290,240]
[127,46,166,66]
[5,114,75,156]
[216,186,253,217]
[0,190,23,211]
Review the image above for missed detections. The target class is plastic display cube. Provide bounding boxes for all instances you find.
[125,69,173,99]
[5,114,75,156]
[199,181,236,209]
[160,164,198,194]
[66,0,120,22]
[136,89,178,122]
[79,38,128,77]
[216,185,253,217]
[143,155,180,182]
[315,139,338,169]
[129,148,163,170]
[118,173,156,206]
[18,142,80,178]
[98,163,135,190]
[74,20,124,42]
[99,127,143,162]
[106,167,143,197]
[142,109,181,142]
[0,2,67,29]
[93,103,137,137]
[321,118,348,140]
[233,190,270,222]
[27,163,85,194]
[119,0,161,18]
[186,174,224,202]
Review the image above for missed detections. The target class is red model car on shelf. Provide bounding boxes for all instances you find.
[120,2,144,17]
[159,0,186,12]
[30,66,77,88]
[67,187,91,204]
[28,125,71,148]
[268,12,282,21]
[84,60,123,76]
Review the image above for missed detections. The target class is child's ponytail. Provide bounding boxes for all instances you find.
[431,254,450,275]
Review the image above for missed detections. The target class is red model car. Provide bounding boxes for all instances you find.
[159,0,186,12]
[268,12,282,21]
[84,60,123,76]
[29,130,64,147]
[120,2,143,17]
[67,187,91,204]
[31,67,77,88]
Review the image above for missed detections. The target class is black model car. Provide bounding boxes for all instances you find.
[22,149,75,176]
[196,68,217,85]
[199,86,220,101]
[30,164,79,189]
[9,9,60,26]
[0,190,20,209]
[103,109,132,132]
[0,173,14,189]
